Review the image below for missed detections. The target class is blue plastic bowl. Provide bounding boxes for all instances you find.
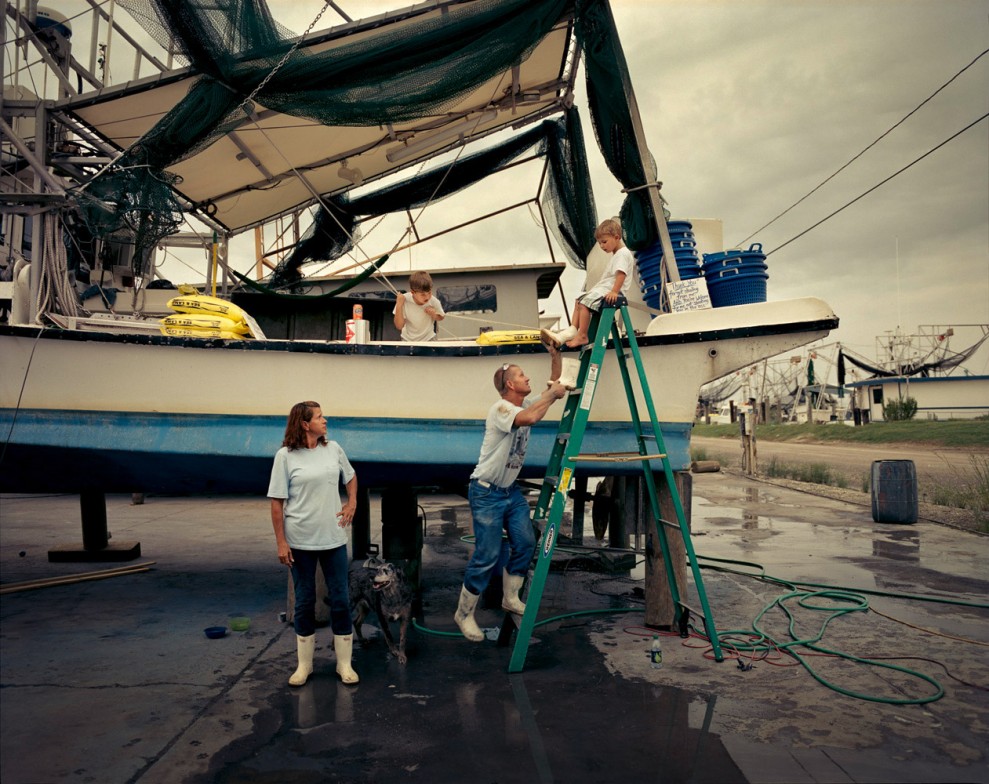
[204,626,227,639]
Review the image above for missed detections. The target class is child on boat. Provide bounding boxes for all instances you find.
[562,218,634,348]
[393,270,445,341]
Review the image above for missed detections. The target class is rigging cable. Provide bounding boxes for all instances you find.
[767,111,989,257]
[736,47,989,247]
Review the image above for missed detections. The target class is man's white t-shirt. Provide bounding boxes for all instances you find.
[470,398,531,488]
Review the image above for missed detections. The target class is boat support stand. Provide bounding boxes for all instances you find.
[48,492,142,563]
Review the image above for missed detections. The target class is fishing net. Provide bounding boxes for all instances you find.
[273,111,596,288]
[74,166,182,278]
[81,0,651,287]
[84,0,572,270]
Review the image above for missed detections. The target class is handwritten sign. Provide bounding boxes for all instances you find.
[666,278,713,312]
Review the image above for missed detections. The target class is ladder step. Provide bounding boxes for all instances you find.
[568,451,667,463]
[677,601,707,622]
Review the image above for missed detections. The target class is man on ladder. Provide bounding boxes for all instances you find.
[453,343,568,641]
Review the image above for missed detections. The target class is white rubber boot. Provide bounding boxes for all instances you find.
[454,586,484,642]
[501,570,527,614]
[540,325,578,347]
[289,634,315,686]
[334,633,360,684]
[557,357,580,390]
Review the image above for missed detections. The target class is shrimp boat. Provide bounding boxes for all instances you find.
[0,0,837,495]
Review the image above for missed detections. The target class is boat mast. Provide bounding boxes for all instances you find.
[599,0,681,304]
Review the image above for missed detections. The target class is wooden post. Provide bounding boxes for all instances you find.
[48,492,141,563]
[645,471,691,629]
[80,490,109,551]
[350,486,372,560]
[608,476,628,549]
[571,474,588,544]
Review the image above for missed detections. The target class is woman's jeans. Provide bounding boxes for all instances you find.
[290,544,352,637]
[464,479,535,596]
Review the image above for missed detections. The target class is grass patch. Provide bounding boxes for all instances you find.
[764,457,849,488]
[693,420,989,448]
[921,454,989,531]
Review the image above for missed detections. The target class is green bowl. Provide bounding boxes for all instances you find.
[229,616,250,632]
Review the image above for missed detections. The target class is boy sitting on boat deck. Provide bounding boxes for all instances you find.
[393,270,445,341]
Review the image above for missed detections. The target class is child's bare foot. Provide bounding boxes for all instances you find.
[565,333,588,348]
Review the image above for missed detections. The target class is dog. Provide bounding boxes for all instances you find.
[348,557,413,665]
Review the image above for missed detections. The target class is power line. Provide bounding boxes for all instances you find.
[767,112,989,257]
[736,47,989,247]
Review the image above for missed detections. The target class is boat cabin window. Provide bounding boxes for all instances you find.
[435,285,496,314]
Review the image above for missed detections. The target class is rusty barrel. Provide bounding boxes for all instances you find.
[871,460,918,524]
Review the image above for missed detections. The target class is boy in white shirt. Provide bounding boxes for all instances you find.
[564,218,634,347]
[393,270,445,341]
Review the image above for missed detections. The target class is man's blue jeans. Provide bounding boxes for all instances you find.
[464,479,535,595]
[290,545,352,637]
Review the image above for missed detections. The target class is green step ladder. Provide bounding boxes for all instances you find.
[507,301,725,673]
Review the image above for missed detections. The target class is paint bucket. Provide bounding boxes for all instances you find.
[870,460,918,523]
[345,319,369,344]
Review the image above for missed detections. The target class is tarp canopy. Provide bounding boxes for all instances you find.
[60,0,580,236]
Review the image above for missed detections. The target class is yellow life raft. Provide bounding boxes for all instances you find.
[161,313,250,335]
[160,324,246,340]
[475,330,543,346]
[166,294,249,323]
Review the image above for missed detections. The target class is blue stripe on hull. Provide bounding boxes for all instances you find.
[0,410,691,494]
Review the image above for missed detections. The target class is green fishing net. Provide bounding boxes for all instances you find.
[79,0,653,287]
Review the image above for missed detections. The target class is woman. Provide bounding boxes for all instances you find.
[269,401,359,686]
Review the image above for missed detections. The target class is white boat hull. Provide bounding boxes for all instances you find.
[0,298,837,492]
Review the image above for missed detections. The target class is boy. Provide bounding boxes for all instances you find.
[564,218,634,347]
[393,270,445,341]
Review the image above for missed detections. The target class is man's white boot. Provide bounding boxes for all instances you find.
[501,570,527,614]
[454,586,484,642]
[289,634,315,686]
[334,633,360,684]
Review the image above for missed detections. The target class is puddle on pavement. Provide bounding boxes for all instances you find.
[219,622,745,784]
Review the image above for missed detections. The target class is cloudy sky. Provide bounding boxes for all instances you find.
[53,0,989,376]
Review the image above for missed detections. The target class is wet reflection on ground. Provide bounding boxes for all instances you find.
[204,492,745,784]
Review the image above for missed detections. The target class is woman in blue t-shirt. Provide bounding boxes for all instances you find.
[269,401,359,686]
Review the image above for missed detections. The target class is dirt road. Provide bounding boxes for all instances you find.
[691,435,988,486]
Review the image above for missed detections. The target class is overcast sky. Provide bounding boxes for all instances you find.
[53,0,989,376]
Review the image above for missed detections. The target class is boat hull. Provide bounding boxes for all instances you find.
[0,297,837,493]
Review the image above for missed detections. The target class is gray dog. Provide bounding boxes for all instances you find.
[348,557,413,665]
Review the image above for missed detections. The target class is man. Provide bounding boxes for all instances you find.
[454,341,567,641]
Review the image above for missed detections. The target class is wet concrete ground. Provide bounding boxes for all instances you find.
[1,472,987,783]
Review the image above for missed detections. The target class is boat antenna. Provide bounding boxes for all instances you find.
[895,237,902,330]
